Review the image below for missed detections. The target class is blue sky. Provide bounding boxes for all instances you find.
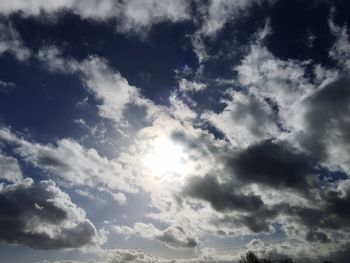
[0,0,350,262]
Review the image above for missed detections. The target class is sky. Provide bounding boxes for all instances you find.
[0,0,350,262]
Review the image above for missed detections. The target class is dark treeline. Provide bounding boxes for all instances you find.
[240,251,333,263]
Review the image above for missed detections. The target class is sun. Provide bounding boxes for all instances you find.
[142,137,189,177]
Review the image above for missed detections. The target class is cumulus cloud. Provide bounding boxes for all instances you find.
[297,73,350,174]
[236,43,314,131]
[113,222,198,249]
[0,178,96,249]
[37,46,140,124]
[105,248,166,263]
[0,127,137,194]
[227,140,315,193]
[1,6,350,262]
[202,92,280,147]
[115,0,191,35]
[0,153,23,183]
[0,0,191,36]
[184,174,276,233]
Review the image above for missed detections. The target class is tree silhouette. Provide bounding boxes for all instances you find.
[239,251,296,263]
[239,251,334,263]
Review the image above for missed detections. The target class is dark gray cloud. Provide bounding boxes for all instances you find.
[300,75,350,162]
[319,243,350,263]
[184,174,276,232]
[305,230,330,243]
[0,179,96,249]
[184,174,266,212]
[276,184,350,234]
[228,140,315,194]
[175,129,316,194]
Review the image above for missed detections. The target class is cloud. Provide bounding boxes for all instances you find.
[0,153,23,183]
[236,43,314,131]
[0,127,137,194]
[113,222,198,249]
[1,6,350,262]
[202,92,280,147]
[115,0,191,35]
[328,16,350,70]
[227,140,315,193]
[297,75,350,173]
[0,178,96,249]
[0,0,191,36]
[183,174,276,233]
[270,180,350,248]
[79,57,140,123]
[37,46,141,124]
[0,21,31,60]
[197,0,267,36]
[305,230,330,243]
[0,79,16,93]
[105,248,165,263]
[179,79,206,93]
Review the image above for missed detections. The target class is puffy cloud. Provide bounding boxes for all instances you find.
[115,0,190,35]
[79,57,140,123]
[105,248,166,263]
[0,0,116,18]
[0,127,136,193]
[297,74,350,174]
[227,140,315,194]
[0,153,23,183]
[184,174,265,213]
[0,178,96,249]
[237,43,314,131]
[0,0,191,35]
[279,181,350,232]
[37,46,140,124]
[113,222,198,249]
[183,174,276,233]
[202,92,280,147]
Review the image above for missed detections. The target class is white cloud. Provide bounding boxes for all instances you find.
[0,127,137,194]
[80,57,140,123]
[0,21,31,61]
[0,153,23,182]
[37,46,140,124]
[202,91,280,147]
[113,222,198,249]
[198,0,260,36]
[0,0,191,35]
[115,0,190,35]
[179,79,206,93]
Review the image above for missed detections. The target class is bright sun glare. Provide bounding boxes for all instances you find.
[143,138,189,177]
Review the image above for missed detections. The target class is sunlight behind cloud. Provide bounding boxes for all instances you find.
[142,137,189,178]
